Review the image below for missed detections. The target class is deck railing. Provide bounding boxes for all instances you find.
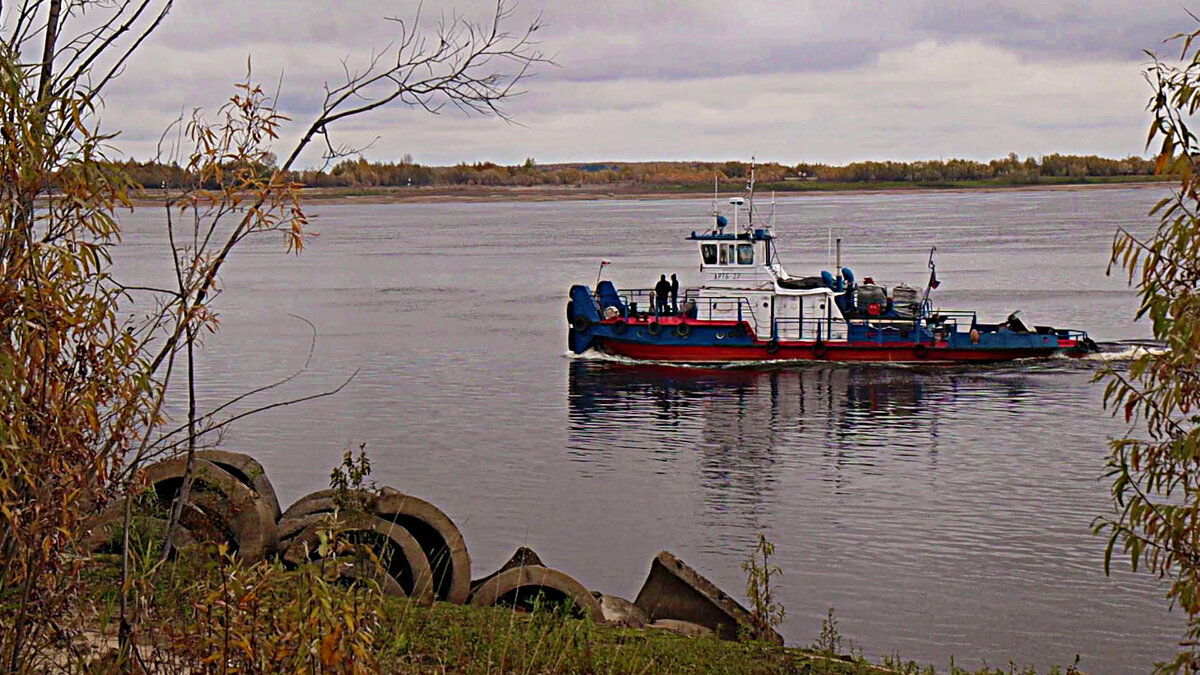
[770,316,841,342]
[597,288,760,327]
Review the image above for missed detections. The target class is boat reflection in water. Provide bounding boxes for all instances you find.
[565,358,1041,548]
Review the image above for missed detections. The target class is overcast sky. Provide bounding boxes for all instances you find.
[89,1,1195,167]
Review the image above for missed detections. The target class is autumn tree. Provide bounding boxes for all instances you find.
[1099,21,1200,674]
[1,1,171,668]
[0,0,545,671]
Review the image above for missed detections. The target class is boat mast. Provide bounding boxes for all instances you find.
[746,156,756,231]
[711,174,719,223]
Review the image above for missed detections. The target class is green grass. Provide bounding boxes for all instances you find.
[78,553,1091,674]
[374,599,885,674]
[82,554,878,673]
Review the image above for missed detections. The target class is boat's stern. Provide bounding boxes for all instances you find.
[1055,328,1101,356]
[933,310,1099,357]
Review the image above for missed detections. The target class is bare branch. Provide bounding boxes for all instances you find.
[280,0,549,171]
[150,369,360,459]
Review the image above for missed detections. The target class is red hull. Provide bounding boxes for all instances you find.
[600,339,1069,364]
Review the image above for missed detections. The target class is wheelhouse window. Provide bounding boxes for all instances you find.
[737,243,754,265]
[701,244,717,265]
[718,244,730,265]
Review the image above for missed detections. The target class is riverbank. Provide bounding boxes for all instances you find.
[80,554,1066,675]
[302,175,1169,203]
[126,175,1170,207]
[69,448,1092,675]
[311,175,1167,203]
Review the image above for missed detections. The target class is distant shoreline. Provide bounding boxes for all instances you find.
[129,176,1172,206]
[296,176,1172,204]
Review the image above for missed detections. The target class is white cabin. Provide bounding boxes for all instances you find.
[688,198,848,342]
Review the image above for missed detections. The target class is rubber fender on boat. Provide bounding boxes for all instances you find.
[572,315,591,333]
[913,343,928,359]
[566,300,574,323]
[568,285,602,324]
[673,323,691,338]
[612,320,627,335]
[765,339,780,354]
[812,342,827,359]
[648,322,662,336]
[730,322,746,338]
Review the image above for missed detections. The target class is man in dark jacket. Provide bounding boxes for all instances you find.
[655,274,671,314]
[670,273,679,311]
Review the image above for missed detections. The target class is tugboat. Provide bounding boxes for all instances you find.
[566,173,1099,365]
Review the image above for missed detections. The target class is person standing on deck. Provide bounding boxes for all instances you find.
[670,274,679,312]
[655,275,671,314]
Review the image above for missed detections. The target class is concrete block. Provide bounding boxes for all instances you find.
[595,593,648,628]
[648,618,715,638]
[633,550,782,644]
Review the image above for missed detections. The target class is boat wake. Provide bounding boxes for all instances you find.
[1070,341,1166,362]
[566,350,961,371]
[564,349,832,370]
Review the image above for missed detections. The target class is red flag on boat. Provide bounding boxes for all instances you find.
[601,259,611,266]
[928,267,940,289]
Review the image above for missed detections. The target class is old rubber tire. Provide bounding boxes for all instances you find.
[914,343,928,359]
[612,320,627,335]
[648,322,662,336]
[572,315,591,333]
[812,342,827,359]
[673,323,691,338]
[730,323,746,338]
[765,339,780,354]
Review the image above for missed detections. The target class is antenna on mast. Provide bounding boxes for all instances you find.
[746,156,756,230]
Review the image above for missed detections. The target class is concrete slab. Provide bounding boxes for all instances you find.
[648,619,715,638]
[633,550,782,644]
[469,546,546,592]
[595,594,648,628]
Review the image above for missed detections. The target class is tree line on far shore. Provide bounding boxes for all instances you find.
[114,152,1158,191]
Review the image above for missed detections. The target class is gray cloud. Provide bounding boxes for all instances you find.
[913,1,1188,61]
[61,0,1194,166]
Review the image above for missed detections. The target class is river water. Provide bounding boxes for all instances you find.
[117,186,1174,673]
